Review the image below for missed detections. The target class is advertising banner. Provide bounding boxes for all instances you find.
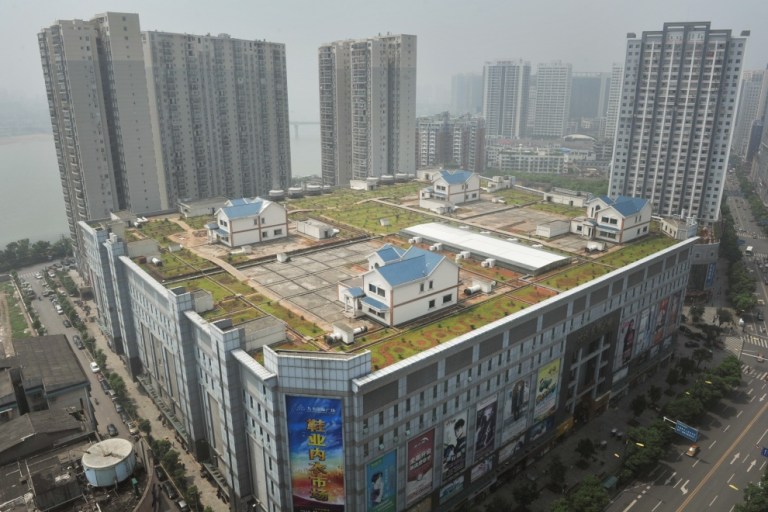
[474,394,498,462]
[651,297,669,346]
[665,291,682,336]
[442,411,468,478]
[502,377,530,443]
[534,359,561,422]
[633,308,652,357]
[406,429,435,504]
[438,475,464,504]
[366,451,396,512]
[615,317,637,367]
[499,432,526,463]
[470,456,493,482]
[286,396,345,512]
[528,417,554,443]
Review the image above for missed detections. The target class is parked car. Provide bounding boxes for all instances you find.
[107,424,118,437]
[128,421,140,438]
[176,499,190,512]
[63,319,71,328]
[155,465,167,482]
[89,361,100,373]
[115,403,124,414]
[108,390,118,401]
[100,380,110,393]
[162,481,178,500]
[73,335,84,349]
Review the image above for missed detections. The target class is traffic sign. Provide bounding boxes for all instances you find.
[674,421,700,442]
[761,447,768,458]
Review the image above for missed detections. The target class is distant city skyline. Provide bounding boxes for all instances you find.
[2,0,767,125]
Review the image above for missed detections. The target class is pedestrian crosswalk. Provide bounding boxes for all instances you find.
[725,334,768,351]
[741,363,768,381]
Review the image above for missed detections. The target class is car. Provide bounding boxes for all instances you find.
[738,239,746,246]
[63,319,71,328]
[107,424,118,437]
[162,481,179,500]
[55,305,64,315]
[89,361,100,373]
[128,422,140,438]
[176,499,190,512]
[684,341,699,348]
[685,444,700,457]
[679,325,693,335]
[155,465,168,482]
[115,403,124,414]
[73,336,84,349]
[34,272,42,279]
[758,311,765,321]
[100,380,110,392]
[108,389,118,401]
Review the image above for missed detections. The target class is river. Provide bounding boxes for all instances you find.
[0,126,321,249]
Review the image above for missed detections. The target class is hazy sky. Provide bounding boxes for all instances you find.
[2,0,767,121]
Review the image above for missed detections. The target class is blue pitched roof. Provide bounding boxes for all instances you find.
[220,198,268,220]
[595,195,648,217]
[375,247,444,287]
[375,244,405,263]
[361,295,389,311]
[346,287,365,298]
[438,169,474,185]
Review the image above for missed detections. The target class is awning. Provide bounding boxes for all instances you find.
[361,295,389,312]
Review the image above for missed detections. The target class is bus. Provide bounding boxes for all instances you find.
[746,246,754,256]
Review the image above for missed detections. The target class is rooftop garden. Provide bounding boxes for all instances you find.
[322,202,433,235]
[491,188,543,205]
[174,273,255,301]
[286,183,421,211]
[132,218,184,243]
[509,284,558,304]
[538,262,614,291]
[528,202,585,217]
[137,249,216,280]
[2,282,31,339]
[184,215,214,230]
[596,235,679,268]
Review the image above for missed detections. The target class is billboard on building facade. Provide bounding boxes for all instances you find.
[439,475,465,504]
[534,359,561,422]
[615,317,637,367]
[286,396,345,512]
[665,291,682,336]
[442,411,468,478]
[366,451,396,512]
[406,428,435,504]
[474,394,498,462]
[499,432,526,463]
[502,377,530,443]
[651,297,669,346]
[470,456,494,482]
[633,307,652,357]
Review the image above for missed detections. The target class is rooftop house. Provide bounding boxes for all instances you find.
[571,195,652,244]
[339,244,459,326]
[419,169,480,213]
[208,198,288,248]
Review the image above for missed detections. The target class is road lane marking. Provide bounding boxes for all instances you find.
[622,499,638,512]
[673,478,682,489]
[675,399,768,512]
[728,473,735,483]
[730,452,741,465]
[737,410,743,417]
[748,459,756,472]
[748,388,753,395]
[709,440,717,449]
[680,480,689,495]
[651,501,662,512]
[692,458,700,467]
[751,396,756,403]
[724,425,731,432]
[710,496,718,507]
[757,428,768,445]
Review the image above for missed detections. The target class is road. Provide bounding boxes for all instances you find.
[16,263,131,440]
[608,366,768,512]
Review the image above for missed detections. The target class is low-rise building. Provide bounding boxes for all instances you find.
[571,195,652,244]
[420,170,480,213]
[339,244,459,326]
[208,198,288,248]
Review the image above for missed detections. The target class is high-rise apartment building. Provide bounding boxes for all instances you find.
[732,69,768,158]
[40,12,293,266]
[142,32,291,204]
[482,60,531,139]
[603,63,624,141]
[415,113,485,172]
[531,61,572,138]
[319,34,417,186]
[451,73,483,115]
[609,22,748,222]
[39,13,162,260]
[569,72,610,121]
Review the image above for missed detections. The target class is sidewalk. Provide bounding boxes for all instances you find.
[70,272,228,512]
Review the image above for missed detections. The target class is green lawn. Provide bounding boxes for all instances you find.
[529,202,585,217]
[135,219,184,240]
[322,203,433,234]
[596,235,679,268]
[492,188,543,205]
[2,283,31,339]
[509,284,558,304]
[539,263,614,291]
[286,183,421,212]
[175,273,254,301]
[185,215,214,230]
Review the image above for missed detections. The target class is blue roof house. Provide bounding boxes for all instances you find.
[419,169,480,213]
[208,197,288,248]
[339,244,460,326]
[576,195,652,244]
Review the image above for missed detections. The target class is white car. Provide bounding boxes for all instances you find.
[89,362,100,373]
[34,273,42,279]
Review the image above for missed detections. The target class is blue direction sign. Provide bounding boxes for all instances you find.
[674,421,700,442]
[761,447,768,458]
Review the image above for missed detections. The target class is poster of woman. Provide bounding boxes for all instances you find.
[652,297,669,346]
[632,308,652,357]
[615,318,636,367]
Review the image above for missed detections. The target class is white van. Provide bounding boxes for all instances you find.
[55,305,64,315]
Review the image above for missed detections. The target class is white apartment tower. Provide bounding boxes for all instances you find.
[142,32,291,203]
[39,13,162,259]
[603,63,624,140]
[482,60,531,138]
[609,22,748,222]
[531,61,572,138]
[732,69,768,158]
[319,34,417,186]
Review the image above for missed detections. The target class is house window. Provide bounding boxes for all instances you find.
[377,287,385,298]
[261,217,266,224]
[261,231,268,238]
[429,280,434,290]
[428,299,436,309]
[419,283,425,292]
[443,294,452,304]
[273,228,283,236]
[369,283,376,293]
[253,219,258,225]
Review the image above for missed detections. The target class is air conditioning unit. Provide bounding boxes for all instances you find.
[408,238,416,244]
[481,261,489,268]
[429,245,437,251]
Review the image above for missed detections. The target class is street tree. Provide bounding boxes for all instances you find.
[692,347,713,369]
[666,367,680,390]
[548,454,567,491]
[575,438,596,462]
[647,385,662,406]
[569,476,610,512]
[716,307,734,326]
[630,395,647,417]
[688,305,704,323]
[677,357,696,380]
[510,482,540,510]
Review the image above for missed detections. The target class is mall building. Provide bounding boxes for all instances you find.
[78,214,692,511]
